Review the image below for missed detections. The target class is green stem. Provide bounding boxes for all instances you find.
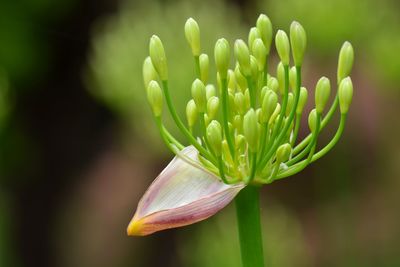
[221,77,235,158]
[235,186,264,267]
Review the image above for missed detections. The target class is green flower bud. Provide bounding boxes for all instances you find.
[277,62,285,94]
[143,57,158,88]
[214,38,230,78]
[207,120,223,156]
[289,66,297,91]
[315,77,331,113]
[290,21,307,66]
[250,55,258,79]
[199,53,209,83]
[244,89,251,111]
[186,99,198,127]
[256,14,273,53]
[234,92,246,115]
[233,115,242,131]
[243,108,259,152]
[191,79,207,112]
[296,87,308,114]
[227,69,236,90]
[248,27,261,53]
[206,84,216,100]
[184,18,201,56]
[276,143,291,163]
[261,90,278,123]
[260,86,269,102]
[269,103,281,125]
[308,109,317,133]
[207,96,219,120]
[338,77,353,114]
[252,38,267,71]
[234,39,251,76]
[235,134,246,148]
[147,80,163,117]
[286,92,294,116]
[275,30,290,66]
[267,77,279,93]
[235,64,247,91]
[149,35,168,81]
[337,41,354,84]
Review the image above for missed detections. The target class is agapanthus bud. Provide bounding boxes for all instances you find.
[233,115,242,130]
[234,92,246,115]
[275,30,290,66]
[199,53,209,83]
[256,14,273,53]
[235,64,247,91]
[248,27,261,53]
[337,41,354,83]
[250,56,258,78]
[147,80,163,116]
[289,66,297,91]
[286,92,294,116]
[252,38,267,71]
[243,109,259,152]
[184,18,201,56]
[235,134,246,148]
[206,84,216,100]
[276,143,291,163]
[269,103,281,124]
[260,86,268,102]
[186,99,198,127]
[296,87,308,114]
[143,57,158,88]
[244,89,251,110]
[290,21,307,66]
[277,62,285,94]
[315,77,331,113]
[149,35,168,81]
[308,109,317,133]
[227,69,236,90]
[338,77,353,114]
[207,96,219,120]
[261,90,278,123]
[191,79,207,112]
[267,77,279,92]
[214,38,230,78]
[234,39,251,76]
[207,120,223,156]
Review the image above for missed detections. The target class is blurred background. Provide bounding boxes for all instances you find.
[0,0,399,266]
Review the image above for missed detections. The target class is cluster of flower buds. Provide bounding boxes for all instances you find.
[143,14,354,185]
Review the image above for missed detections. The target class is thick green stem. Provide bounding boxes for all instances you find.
[235,186,264,267]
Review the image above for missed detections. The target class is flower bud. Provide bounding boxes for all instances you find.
[275,30,290,66]
[214,38,230,79]
[234,39,251,76]
[199,53,209,83]
[289,66,297,91]
[250,56,258,79]
[267,77,279,92]
[207,96,219,120]
[296,87,308,114]
[252,38,267,71]
[248,27,261,53]
[261,90,278,123]
[256,14,273,53]
[260,86,269,102]
[233,115,242,131]
[243,109,259,152]
[286,92,294,116]
[276,143,291,163]
[227,69,236,90]
[308,109,317,133]
[290,21,307,66]
[235,64,247,91]
[337,41,354,83]
[338,77,353,114]
[277,62,285,94]
[147,80,163,116]
[186,99,198,127]
[315,77,331,114]
[207,120,223,156]
[149,35,168,81]
[234,92,246,115]
[244,89,251,110]
[191,79,207,113]
[143,57,158,88]
[184,18,201,56]
[206,84,216,100]
[235,134,246,148]
[269,103,281,125]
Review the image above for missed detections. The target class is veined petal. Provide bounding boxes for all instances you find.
[127,146,244,236]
